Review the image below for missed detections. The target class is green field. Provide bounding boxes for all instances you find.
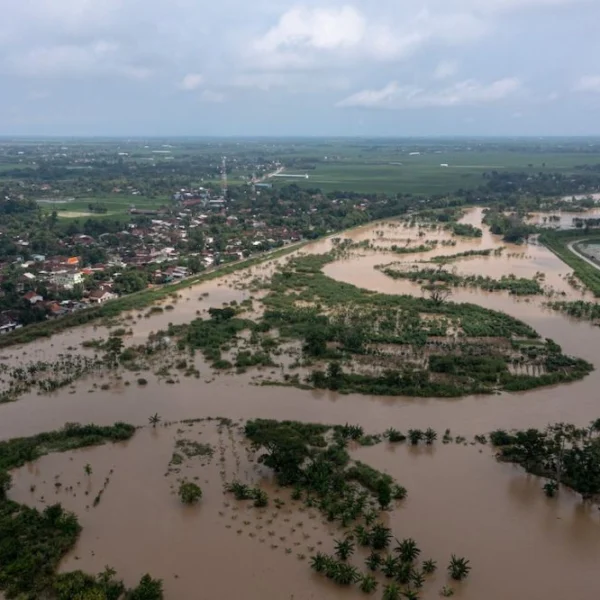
[271,149,600,195]
[37,195,171,219]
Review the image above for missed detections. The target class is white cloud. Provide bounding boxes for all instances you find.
[434,60,459,80]
[249,6,486,70]
[337,78,522,109]
[574,75,600,93]
[180,73,204,91]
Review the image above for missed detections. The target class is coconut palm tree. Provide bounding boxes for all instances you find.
[335,563,360,586]
[148,413,161,428]
[334,538,355,561]
[403,590,420,600]
[440,585,455,597]
[411,571,425,589]
[359,574,378,594]
[365,551,382,572]
[370,523,392,550]
[395,538,421,563]
[310,552,328,573]
[448,555,471,580]
[84,463,92,476]
[422,559,437,574]
[394,561,414,585]
[424,428,437,444]
[382,583,402,600]
[354,525,371,546]
[382,554,398,578]
[408,429,423,445]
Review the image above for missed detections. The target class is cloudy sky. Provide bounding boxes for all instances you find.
[1,0,600,136]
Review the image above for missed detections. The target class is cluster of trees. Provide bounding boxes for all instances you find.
[491,420,600,499]
[382,266,544,296]
[310,529,470,598]
[243,419,407,525]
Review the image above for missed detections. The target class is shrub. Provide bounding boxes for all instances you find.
[178,482,202,504]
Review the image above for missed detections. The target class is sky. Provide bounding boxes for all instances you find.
[1,0,600,136]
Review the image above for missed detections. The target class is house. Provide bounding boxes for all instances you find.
[50,270,84,290]
[88,289,117,304]
[23,291,43,305]
[0,314,21,334]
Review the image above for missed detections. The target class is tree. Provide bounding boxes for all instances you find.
[382,583,402,600]
[178,481,202,504]
[334,563,360,586]
[103,337,124,366]
[310,552,328,573]
[422,283,452,305]
[334,538,355,561]
[382,554,398,578]
[448,555,471,581]
[422,559,437,574]
[377,478,393,509]
[365,551,383,571]
[408,429,423,446]
[126,574,163,600]
[370,523,392,550]
[148,413,161,428]
[354,525,371,546]
[395,538,421,563]
[359,574,378,594]
[424,428,437,445]
[0,470,11,498]
[84,463,93,476]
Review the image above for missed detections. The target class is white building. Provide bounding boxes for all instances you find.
[50,270,84,290]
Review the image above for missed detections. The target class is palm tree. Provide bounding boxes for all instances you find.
[334,563,360,586]
[395,538,421,563]
[382,554,398,578]
[422,559,437,574]
[334,538,355,561]
[354,525,371,546]
[84,463,92,476]
[370,523,392,550]
[448,555,471,581]
[440,585,455,597]
[408,429,423,445]
[325,557,339,580]
[148,413,161,428]
[310,552,328,573]
[424,428,437,444]
[359,574,378,594]
[365,551,382,572]
[382,582,402,600]
[403,590,420,600]
[411,571,425,589]
[394,561,413,585]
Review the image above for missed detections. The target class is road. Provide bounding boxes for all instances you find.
[567,240,600,271]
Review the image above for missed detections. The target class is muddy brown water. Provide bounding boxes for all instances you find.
[5,207,600,599]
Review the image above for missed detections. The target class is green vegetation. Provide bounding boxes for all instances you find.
[545,299,600,322]
[244,419,405,524]
[0,422,164,600]
[490,420,600,500]
[540,231,600,296]
[178,481,203,504]
[257,253,591,396]
[381,266,544,296]
[428,248,502,263]
[450,223,482,238]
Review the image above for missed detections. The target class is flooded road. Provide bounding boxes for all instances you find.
[4,207,600,600]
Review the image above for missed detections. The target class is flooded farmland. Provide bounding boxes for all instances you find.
[4,207,600,599]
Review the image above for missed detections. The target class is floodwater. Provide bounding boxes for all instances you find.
[4,207,600,599]
[8,422,600,600]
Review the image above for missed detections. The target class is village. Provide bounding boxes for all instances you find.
[0,183,331,333]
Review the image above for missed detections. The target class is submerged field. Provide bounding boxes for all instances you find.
[2,207,600,599]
